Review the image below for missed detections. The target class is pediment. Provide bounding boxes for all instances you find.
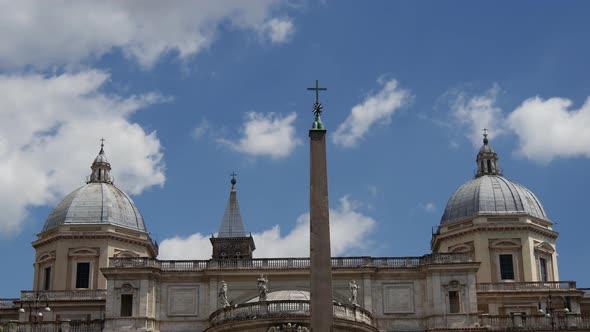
[68,247,99,256]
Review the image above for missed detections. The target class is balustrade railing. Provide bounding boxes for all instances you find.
[208,300,373,327]
[477,281,577,292]
[0,320,102,332]
[0,298,17,308]
[20,290,107,301]
[332,303,373,325]
[480,314,590,330]
[109,253,471,271]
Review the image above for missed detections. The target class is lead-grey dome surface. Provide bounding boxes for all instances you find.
[246,290,310,303]
[43,182,146,232]
[441,175,548,224]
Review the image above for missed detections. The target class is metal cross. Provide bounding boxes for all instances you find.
[482,128,488,137]
[230,171,237,180]
[307,80,327,104]
[100,137,106,147]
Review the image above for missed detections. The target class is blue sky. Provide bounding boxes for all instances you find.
[1,1,590,297]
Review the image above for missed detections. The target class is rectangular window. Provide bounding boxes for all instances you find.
[120,294,133,317]
[44,267,51,290]
[76,262,90,288]
[539,257,548,281]
[499,254,515,280]
[449,291,460,313]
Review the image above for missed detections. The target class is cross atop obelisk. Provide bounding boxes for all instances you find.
[307,79,333,331]
[307,80,327,130]
[307,79,327,104]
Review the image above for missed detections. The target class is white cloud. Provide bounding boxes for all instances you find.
[263,18,295,44]
[0,1,292,69]
[158,196,377,259]
[157,232,213,261]
[421,202,436,212]
[0,70,166,235]
[448,86,590,163]
[192,119,211,140]
[450,85,506,147]
[507,96,590,163]
[333,79,410,147]
[219,112,301,159]
[367,185,378,197]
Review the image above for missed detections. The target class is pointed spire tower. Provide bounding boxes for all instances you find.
[88,138,113,184]
[210,174,255,259]
[476,128,501,178]
[307,80,334,331]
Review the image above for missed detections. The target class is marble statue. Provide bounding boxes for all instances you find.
[258,274,269,301]
[219,280,230,308]
[348,280,358,306]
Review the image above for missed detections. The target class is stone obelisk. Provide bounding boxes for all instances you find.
[307,80,333,331]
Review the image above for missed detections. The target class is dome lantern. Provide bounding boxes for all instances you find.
[476,128,501,177]
[88,138,113,184]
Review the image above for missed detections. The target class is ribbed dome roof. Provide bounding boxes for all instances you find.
[94,152,108,163]
[246,290,310,303]
[43,182,146,232]
[441,175,548,224]
[42,140,146,233]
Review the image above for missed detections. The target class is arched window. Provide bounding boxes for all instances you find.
[487,160,492,173]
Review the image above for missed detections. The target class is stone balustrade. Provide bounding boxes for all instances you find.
[20,290,107,301]
[0,320,102,332]
[0,298,17,308]
[108,253,472,271]
[476,281,578,292]
[480,313,590,330]
[208,300,373,327]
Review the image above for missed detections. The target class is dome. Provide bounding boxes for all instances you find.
[42,140,147,233]
[440,175,548,224]
[94,153,108,163]
[479,143,495,154]
[43,182,146,232]
[246,290,310,303]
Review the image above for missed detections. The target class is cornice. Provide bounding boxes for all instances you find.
[32,231,157,257]
[433,223,558,249]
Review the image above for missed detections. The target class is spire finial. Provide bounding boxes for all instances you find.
[307,80,327,130]
[307,79,327,104]
[230,171,237,189]
[482,128,489,145]
[99,137,106,153]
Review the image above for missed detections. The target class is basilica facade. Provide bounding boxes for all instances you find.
[1,130,589,332]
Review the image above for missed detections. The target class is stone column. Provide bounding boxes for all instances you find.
[309,129,333,331]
